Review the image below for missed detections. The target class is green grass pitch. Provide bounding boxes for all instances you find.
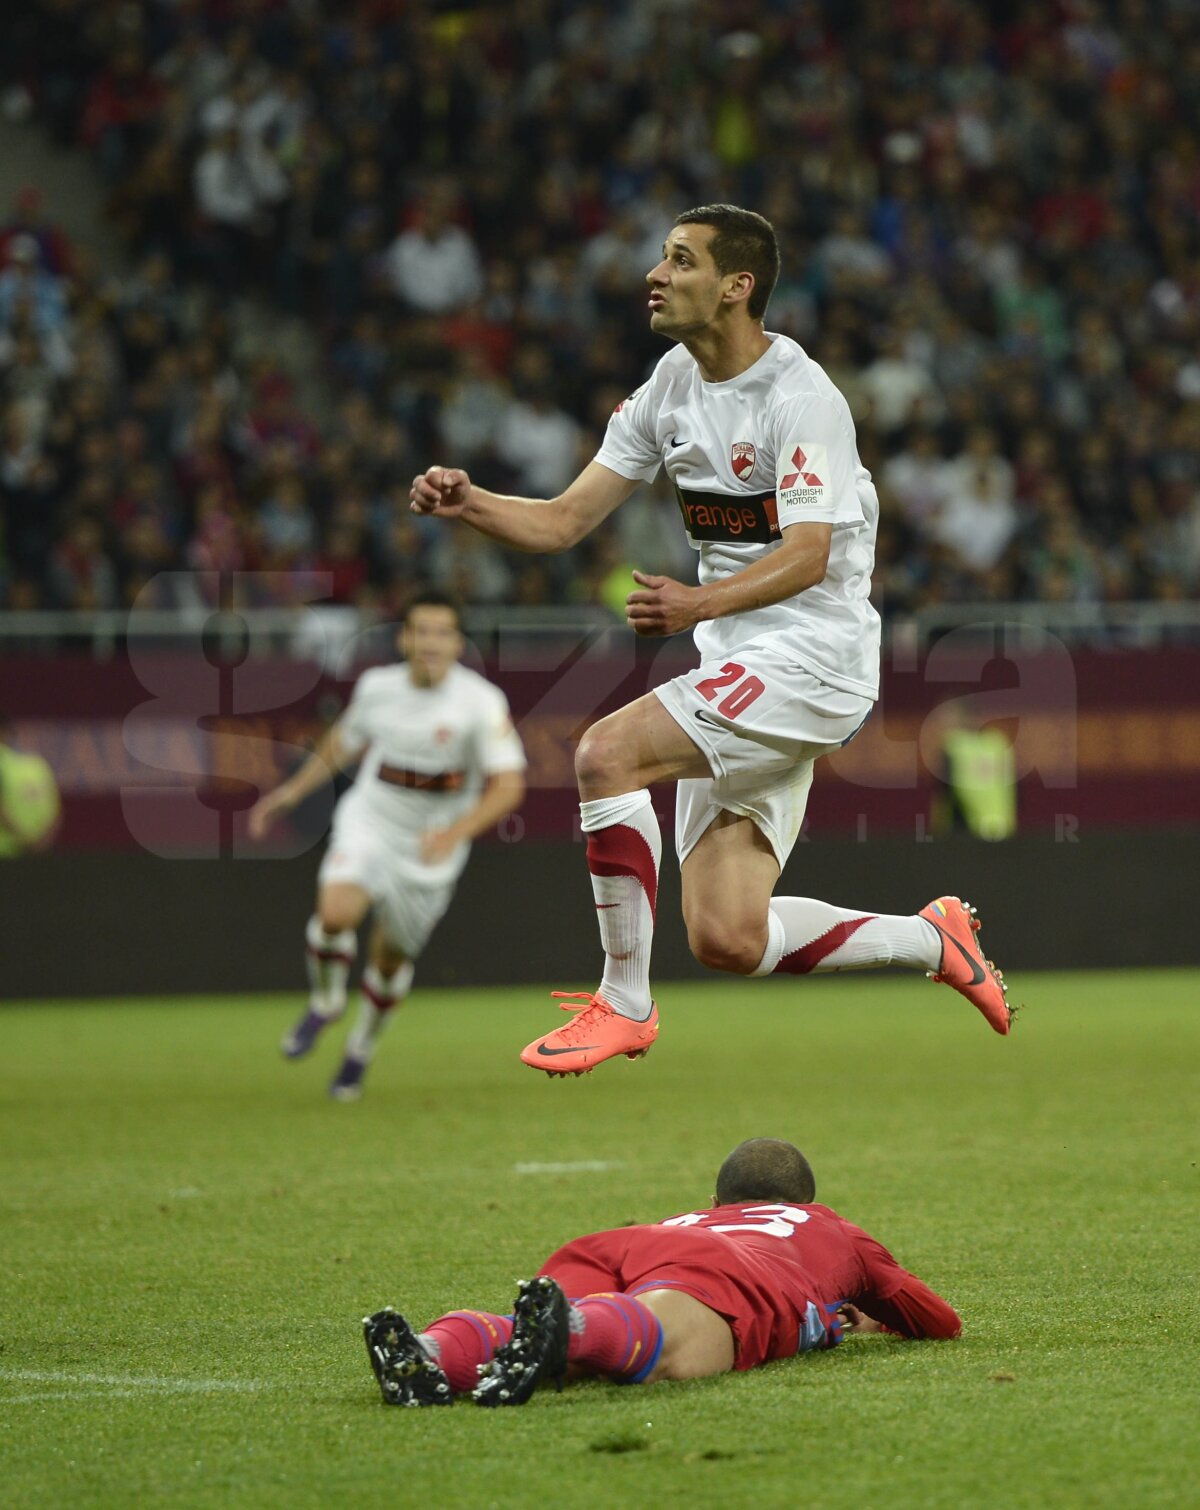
[3,971,1198,1509]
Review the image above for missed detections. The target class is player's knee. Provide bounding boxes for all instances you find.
[372,943,407,976]
[574,722,631,795]
[319,899,360,934]
[687,919,764,975]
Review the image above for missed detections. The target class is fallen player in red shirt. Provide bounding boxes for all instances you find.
[363,1137,961,1406]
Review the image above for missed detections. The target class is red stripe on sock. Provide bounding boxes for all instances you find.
[423,1310,513,1394]
[362,977,401,1012]
[775,916,877,975]
[586,824,658,923]
[568,1292,662,1379]
[306,946,354,964]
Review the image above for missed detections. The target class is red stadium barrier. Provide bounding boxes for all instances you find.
[1,641,1197,852]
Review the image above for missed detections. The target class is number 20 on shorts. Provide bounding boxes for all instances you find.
[694,662,765,720]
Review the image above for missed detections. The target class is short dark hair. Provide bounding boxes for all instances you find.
[675,204,780,320]
[715,1138,815,1205]
[401,587,462,627]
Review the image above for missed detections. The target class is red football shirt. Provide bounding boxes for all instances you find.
[541,1201,960,1370]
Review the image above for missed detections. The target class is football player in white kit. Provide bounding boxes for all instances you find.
[410,206,1010,1078]
[247,590,526,1098]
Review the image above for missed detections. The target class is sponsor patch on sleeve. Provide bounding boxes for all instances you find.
[777,441,828,507]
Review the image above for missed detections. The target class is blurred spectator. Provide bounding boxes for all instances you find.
[0,186,75,276]
[0,399,59,579]
[932,428,1019,575]
[240,374,319,466]
[437,348,509,463]
[431,526,513,606]
[384,186,484,314]
[47,514,118,610]
[881,428,950,534]
[79,44,164,182]
[493,348,583,499]
[186,484,244,578]
[192,124,262,285]
[818,206,893,296]
[995,262,1070,363]
[860,331,943,435]
[940,428,1015,516]
[259,474,316,565]
[313,521,370,606]
[0,235,69,338]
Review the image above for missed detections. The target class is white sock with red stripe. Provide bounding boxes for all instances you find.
[751,898,940,976]
[579,789,660,1023]
[345,961,414,1062]
[305,915,355,1016]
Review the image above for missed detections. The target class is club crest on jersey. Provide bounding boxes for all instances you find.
[731,441,756,481]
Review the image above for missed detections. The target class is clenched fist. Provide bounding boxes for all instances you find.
[410,467,472,518]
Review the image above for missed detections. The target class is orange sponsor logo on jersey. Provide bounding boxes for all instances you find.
[681,499,763,536]
[675,485,780,543]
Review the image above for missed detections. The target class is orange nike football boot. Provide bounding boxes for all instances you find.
[520,992,660,1077]
[918,896,1012,1035]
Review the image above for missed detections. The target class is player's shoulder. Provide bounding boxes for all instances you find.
[764,334,829,402]
[354,662,407,696]
[447,662,508,704]
[763,335,856,435]
[630,343,696,400]
[808,1204,877,1243]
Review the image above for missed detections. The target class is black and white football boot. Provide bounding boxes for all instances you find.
[363,1308,453,1406]
[472,1277,569,1407]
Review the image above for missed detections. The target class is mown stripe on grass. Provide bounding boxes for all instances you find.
[514,1160,625,1174]
[1,1369,269,1398]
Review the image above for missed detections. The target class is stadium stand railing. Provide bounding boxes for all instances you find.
[0,602,1197,658]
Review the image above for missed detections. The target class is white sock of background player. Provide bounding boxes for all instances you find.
[751,897,941,977]
[344,961,415,1063]
[305,915,356,1017]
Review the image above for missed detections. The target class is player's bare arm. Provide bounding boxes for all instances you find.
[409,460,637,553]
[420,769,526,865]
[838,1303,885,1334]
[624,521,833,638]
[247,725,355,840]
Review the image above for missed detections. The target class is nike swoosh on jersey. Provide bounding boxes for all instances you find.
[536,1042,599,1056]
[669,435,686,447]
[932,923,986,985]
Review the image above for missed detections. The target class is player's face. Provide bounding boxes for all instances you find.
[399,606,463,686]
[645,225,728,337]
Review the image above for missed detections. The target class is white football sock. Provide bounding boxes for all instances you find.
[345,961,414,1063]
[752,897,941,976]
[305,915,355,1016]
[580,789,661,1022]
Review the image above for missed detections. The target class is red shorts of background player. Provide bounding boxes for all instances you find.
[539,1221,824,1371]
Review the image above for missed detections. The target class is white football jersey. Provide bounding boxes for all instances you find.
[595,333,881,699]
[332,662,525,884]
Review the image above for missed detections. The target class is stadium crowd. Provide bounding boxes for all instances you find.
[1,0,1198,622]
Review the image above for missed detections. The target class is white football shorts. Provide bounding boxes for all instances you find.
[653,640,873,869]
[318,817,456,957]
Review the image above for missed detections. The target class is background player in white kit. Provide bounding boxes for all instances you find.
[248,590,526,1098]
[411,205,1010,1078]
